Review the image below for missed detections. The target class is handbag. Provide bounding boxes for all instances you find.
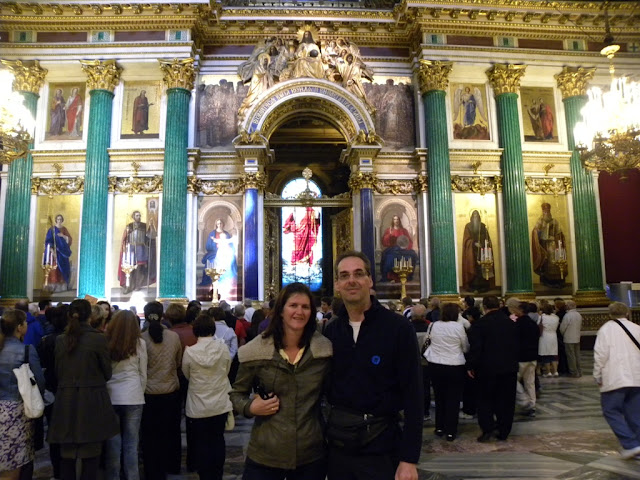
[13,345,44,419]
[614,319,640,351]
[326,405,397,451]
[420,322,433,357]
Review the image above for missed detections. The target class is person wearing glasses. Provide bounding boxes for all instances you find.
[230,282,333,479]
[324,251,423,480]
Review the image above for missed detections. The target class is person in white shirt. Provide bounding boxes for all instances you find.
[244,298,256,323]
[593,302,640,460]
[209,306,239,358]
[559,300,582,377]
[105,310,148,480]
[424,302,470,441]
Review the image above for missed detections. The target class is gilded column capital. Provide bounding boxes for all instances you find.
[413,175,428,193]
[486,64,527,96]
[80,59,122,92]
[555,67,596,99]
[1,60,47,94]
[348,171,377,192]
[159,58,196,91]
[418,60,453,94]
[243,172,267,191]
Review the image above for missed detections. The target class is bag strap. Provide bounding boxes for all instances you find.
[24,344,30,364]
[613,319,640,351]
[426,322,433,336]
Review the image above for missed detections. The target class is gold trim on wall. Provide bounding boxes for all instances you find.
[31,177,84,196]
[525,177,572,195]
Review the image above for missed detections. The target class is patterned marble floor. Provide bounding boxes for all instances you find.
[33,352,640,479]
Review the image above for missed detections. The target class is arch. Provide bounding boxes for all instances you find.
[197,199,243,255]
[241,78,376,142]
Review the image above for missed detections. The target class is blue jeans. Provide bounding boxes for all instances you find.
[105,404,143,480]
[601,387,640,449]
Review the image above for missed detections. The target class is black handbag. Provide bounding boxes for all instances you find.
[326,405,397,451]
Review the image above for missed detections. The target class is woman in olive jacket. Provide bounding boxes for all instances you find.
[47,299,119,480]
[230,282,332,479]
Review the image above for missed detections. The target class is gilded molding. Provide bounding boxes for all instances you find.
[348,171,377,191]
[108,175,163,194]
[486,64,527,96]
[159,58,196,91]
[242,172,267,191]
[574,291,612,309]
[414,175,428,193]
[374,179,414,195]
[1,59,47,94]
[234,129,266,146]
[188,177,245,195]
[80,59,122,92]
[31,177,84,196]
[555,66,596,99]
[525,177,572,195]
[451,175,501,195]
[417,60,453,93]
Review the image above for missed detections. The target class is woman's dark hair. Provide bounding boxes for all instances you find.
[97,300,112,321]
[263,282,317,350]
[441,302,460,322]
[106,310,141,362]
[185,306,200,325]
[0,309,26,351]
[466,306,482,323]
[527,302,538,314]
[66,299,92,353]
[250,309,265,336]
[541,304,555,315]
[144,301,164,344]
[208,307,225,322]
[464,295,475,309]
[164,303,186,325]
[49,305,69,334]
[193,313,216,337]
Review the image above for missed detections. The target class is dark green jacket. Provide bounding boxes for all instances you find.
[230,331,332,469]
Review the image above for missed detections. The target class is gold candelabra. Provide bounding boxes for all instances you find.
[553,259,568,280]
[120,263,137,288]
[477,240,494,280]
[392,257,414,300]
[41,264,55,288]
[205,267,225,305]
[550,240,568,279]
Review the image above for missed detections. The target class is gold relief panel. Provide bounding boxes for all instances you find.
[348,171,377,191]
[451,175,501,195]
[555,67,596,99]
[32,177,84,196]
[486,64,527,96]
[108,176,163,194]
[159,58,196,91]
[1,60,47,94]
[374,179,414,195]
[418,60,453,94]
[189,178,245,196]
[414,175,428,193]
[525,177,572,196]
[80,59,122,93]
[242,172,268,191]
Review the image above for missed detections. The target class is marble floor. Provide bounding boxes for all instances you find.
[33,352,640,479]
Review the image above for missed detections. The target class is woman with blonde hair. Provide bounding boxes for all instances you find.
[0,309,45,480]
[104,310,147,480]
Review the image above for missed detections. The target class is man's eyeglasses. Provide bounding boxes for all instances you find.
[336,270,369,281]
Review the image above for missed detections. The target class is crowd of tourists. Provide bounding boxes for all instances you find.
[1,250,640,480]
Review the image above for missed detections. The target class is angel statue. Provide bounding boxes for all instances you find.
[453,86,489,140]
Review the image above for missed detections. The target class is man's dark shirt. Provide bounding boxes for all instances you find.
[515,314,540,362]
[467,309,519,375]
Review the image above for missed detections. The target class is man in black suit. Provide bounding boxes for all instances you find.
[467,295,519,442]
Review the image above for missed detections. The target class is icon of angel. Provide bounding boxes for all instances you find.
[453,85,488,127]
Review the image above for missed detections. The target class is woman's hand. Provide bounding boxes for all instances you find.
[249,394,280,416]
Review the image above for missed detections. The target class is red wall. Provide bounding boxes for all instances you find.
[598,169,640,283]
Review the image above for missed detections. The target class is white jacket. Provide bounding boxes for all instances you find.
[593,318,640,393]
[107,338,148,405]
[559,309,582,343]
[182,336,233,418]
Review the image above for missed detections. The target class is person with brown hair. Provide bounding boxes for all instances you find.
[104,310,147,480]
[48,299,118,480]
[0,309,45,480]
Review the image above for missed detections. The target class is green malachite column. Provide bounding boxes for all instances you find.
[0,61,47,304]
[78,60,122,298]
[158,58,196,301]
[418,61,457,295]
[487,64,534,295]
[555,67,608,305]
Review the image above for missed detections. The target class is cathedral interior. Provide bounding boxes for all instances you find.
[1,0,639,326]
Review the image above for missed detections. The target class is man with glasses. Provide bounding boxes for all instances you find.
[324,250,423,480]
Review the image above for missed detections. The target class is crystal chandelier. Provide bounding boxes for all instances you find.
[0,69,35,165]
[574,9,640,181]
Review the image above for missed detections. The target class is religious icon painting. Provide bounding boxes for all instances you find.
[450,83,491,141]
[197,75,245,148]
[374,196,420,297]
[44,83,86,141]
[520,87,559,143]
[120,81,162,139]
[526,194,572,295]
[111,195,159,300]
[33,194,81,302]
[454,193,502,295]
[196,196,243,302]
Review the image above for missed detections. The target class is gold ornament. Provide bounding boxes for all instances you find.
[348,171,377,191]
[451,175,500,195]
[418,60,453,93]
[524,177,572,195]
[243,172,267,191]
[32,177,85,196]
[1,60,47,94]
[374,179,414,195]
[80,59,122,92]
[414,175,428,193]
[159,58,196,91]
[486,64,527,96]
[555,67,596,99]
[110,175,163,195]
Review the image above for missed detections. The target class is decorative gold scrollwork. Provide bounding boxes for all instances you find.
[555,66,596,99]
[109,175,163,194]
[525,177,572,195]
[158,58,196,91]
[234,128,266,145]
[374,179,414,195]
[80,59,122,92]
[190,178,245,195]
[353,129,383,146]
[32,177,84,196]
[451,175,500,195]
[348,171,377,191]
[413,175,428,193]
[486,64,527,96]
[418,60,453,94]
[1,60,47,94]
[243,172,268,191]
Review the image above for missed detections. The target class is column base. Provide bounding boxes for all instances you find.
[430,293,461,302]
[0,297,30,308]
[156,297,189,306]
[574,290,610,307]
[505,292,536,301]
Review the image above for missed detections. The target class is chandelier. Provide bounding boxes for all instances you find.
[0,69,35,165]
[574,9,640,181]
